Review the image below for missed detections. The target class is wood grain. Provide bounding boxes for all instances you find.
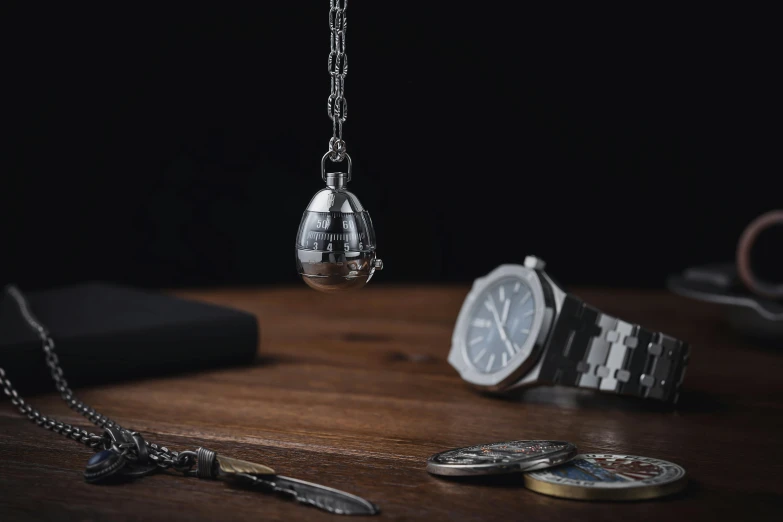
[1,285,782,521]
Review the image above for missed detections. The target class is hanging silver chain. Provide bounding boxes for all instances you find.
[327,0,348,162]
[0,285,192,471]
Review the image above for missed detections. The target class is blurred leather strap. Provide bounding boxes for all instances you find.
[737,210,783,299]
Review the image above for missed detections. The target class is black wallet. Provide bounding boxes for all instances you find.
[0,282,259,394]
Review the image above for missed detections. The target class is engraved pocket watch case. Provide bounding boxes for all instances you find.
[295,154,383,293]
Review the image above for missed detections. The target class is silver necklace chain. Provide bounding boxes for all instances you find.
[327,0,348,162]
[0,285,192,471]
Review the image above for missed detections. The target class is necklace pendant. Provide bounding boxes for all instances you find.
[296,153,383,293]
[85,427,158,483]
[192,448,379,516]
[192,447,275,478]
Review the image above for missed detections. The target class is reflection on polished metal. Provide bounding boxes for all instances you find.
[214,453,275,476]
[296,154,382,292]
[448,256,690,402]
[524,454,687,501]
[296,1,382,292]
[426,440,577,477]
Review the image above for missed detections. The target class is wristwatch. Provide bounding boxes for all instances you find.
[447,256,690,403]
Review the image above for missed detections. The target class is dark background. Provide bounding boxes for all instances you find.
[3,5,779,291]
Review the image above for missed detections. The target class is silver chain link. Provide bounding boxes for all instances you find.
[327,0,348,162]
[1,285,188,470]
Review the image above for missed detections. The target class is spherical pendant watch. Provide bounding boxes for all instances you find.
[448,256,690,402]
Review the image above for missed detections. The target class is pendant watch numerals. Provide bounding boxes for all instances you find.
[301,212,369,253]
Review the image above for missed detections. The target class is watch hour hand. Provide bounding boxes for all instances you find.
[500,298,511,326]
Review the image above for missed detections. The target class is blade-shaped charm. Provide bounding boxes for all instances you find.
[216,454,275,476]
[235,473,380,516]
[194,447,379,516]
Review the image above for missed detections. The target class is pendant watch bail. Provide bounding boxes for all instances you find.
[322,151,352,190]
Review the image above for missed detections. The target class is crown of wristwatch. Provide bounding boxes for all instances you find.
[524,256,546,270]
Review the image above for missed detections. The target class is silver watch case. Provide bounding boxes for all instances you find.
[448,262,563,392]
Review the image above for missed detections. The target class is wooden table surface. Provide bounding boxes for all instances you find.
[1,286,782,521]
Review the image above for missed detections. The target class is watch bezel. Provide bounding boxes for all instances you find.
[448,264,555,391]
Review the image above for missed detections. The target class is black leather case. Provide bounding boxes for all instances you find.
[0,282,259,394]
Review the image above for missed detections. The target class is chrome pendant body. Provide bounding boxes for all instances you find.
[296,154,382,293]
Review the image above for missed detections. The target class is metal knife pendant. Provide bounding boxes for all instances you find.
[236,473,380,516]
[194,447,379,516]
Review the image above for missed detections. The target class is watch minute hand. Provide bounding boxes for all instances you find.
[486,297,508,341]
